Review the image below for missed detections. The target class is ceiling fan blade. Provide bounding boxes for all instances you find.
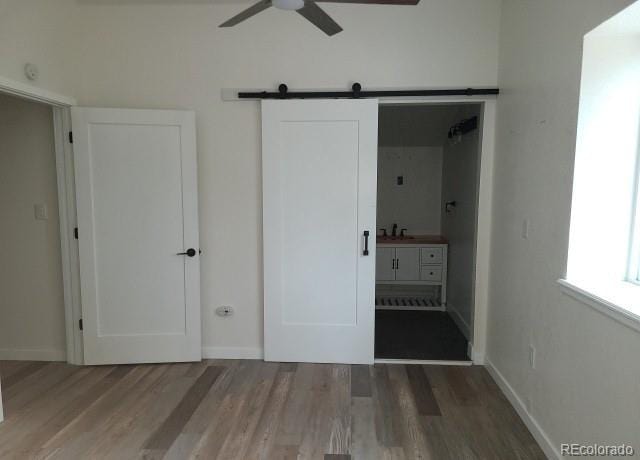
[317,0,419,4]
[297,1,343,36]
[219,0,272,27]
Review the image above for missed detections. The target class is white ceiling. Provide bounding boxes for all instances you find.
[378,103,481,147]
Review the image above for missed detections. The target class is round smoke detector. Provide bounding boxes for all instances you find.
[24,63,39,81]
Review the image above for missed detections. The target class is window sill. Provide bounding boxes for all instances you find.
[557,279,640,333]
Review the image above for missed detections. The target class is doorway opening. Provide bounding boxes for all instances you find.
[0,93,69,363]
[0,80,81,374]
[374,102,482,362]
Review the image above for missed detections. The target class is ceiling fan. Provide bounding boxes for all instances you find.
[219,0,420,36]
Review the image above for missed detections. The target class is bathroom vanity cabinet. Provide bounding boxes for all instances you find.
[376,237,448,306]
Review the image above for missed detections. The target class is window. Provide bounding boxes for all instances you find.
[627,150,640,285]
[562,1,640,322]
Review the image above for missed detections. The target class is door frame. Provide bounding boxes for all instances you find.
[0,76,83,365]
[377,97,496,365]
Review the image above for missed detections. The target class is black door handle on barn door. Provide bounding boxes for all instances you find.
[363,231,370,256]
[177,248,197,257]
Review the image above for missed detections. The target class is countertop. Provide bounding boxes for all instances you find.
[376,235,448,245]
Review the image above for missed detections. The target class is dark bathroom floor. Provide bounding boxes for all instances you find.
[375,310,469,361]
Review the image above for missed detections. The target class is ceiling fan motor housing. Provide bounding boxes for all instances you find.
[272,0,305,10]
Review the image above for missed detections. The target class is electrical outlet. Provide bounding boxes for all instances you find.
[522,218,529,239]
[529,344,536,369]
[34,203,48,220]
[216,306,234,317]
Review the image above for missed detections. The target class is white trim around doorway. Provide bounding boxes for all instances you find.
[0,75,82,365]
[378,97,496,365]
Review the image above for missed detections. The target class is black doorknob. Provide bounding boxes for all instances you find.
[177,248,197,257]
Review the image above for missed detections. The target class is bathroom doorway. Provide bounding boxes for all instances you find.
[374,103,482,362]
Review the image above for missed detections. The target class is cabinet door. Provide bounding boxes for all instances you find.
[376,247,395,281]
[395,248,421,281]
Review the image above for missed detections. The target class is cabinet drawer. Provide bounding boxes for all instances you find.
[420,266,442,282]
[420,248,443,264]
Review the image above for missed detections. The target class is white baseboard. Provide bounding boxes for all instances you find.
[447,304,471,339]
[0,348,66,362]
[470,345,485,364]
[485,358,559,460]
[202,346,263,360]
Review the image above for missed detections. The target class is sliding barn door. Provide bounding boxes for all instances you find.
[72,108,200,365]
[262,99,378,364]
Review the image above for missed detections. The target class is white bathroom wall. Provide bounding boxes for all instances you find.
[377,104,481,236]
[377,146,443,235]
[488,0,640,457]
[441,108,481,339]
[0,93,66,361]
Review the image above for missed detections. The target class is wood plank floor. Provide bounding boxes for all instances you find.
[0,360,545,459]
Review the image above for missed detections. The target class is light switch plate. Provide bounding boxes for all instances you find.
[529,344,536,369]
[522,218,529,239]
[34,203,48,220]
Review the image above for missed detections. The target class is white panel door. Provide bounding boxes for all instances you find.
[376,247,395,281]
[72,107,200,365]
[395,247,421,281]
[262,99,378,364]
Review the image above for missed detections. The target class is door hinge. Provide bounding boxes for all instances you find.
[74,227,79,239]
[78,318,83,331]
[68,131,73,143]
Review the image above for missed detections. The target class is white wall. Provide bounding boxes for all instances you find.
[488,0,640,457]
[441,110,480,339]
[0,0,501,356]
[377,147,443,235]
[0,0,77,97]
[0,93,67,361]
[12,0,498,356]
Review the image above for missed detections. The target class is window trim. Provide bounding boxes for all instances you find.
[558,279,640,333]
[626,118,640,285]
